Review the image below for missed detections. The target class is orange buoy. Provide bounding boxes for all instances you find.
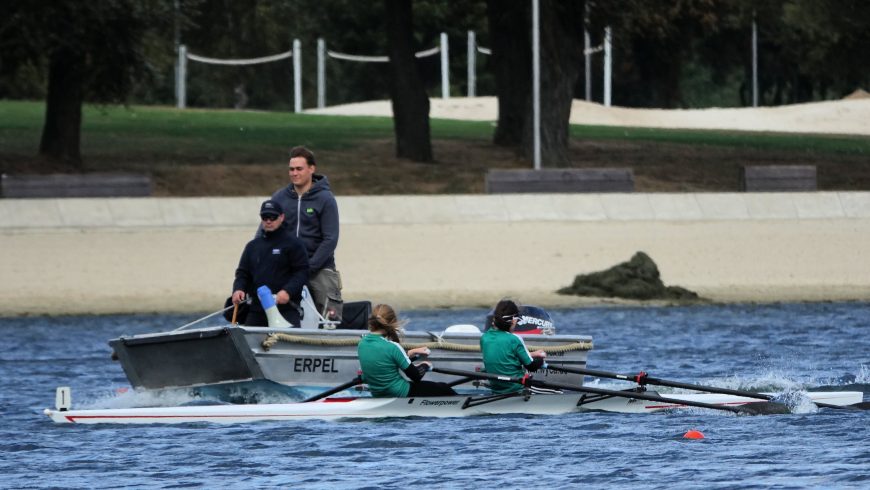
[683,429,705,439]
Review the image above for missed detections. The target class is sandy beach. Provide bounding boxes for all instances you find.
[307,96,870,136]
[3,97,870,315]
[2,192,870,316]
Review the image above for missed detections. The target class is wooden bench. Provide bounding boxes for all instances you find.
[740,165,817,192]
[1,173,152,198]
[485,168,634,193]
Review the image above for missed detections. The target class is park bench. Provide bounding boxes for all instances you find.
[485,168,634,193]
[740,165,817,192]
[1,173,152,198]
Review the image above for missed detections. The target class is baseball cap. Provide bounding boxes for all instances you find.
[259,200,283,218]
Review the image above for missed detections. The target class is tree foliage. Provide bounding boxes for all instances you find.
[1,0,174,164]
[1,0,867,166]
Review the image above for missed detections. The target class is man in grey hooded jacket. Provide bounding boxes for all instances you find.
[269,146,343,322]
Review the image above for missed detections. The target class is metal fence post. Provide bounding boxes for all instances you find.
[317,38,326,108]
[440,32,449,99]
[467,31,476,97]
[177,44,187,109]
[293,39,302,113]
[603,27,612,107]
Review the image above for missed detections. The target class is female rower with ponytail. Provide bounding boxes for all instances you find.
[357,304,457,398]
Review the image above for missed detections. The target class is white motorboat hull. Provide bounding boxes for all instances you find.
[45,391,863,424]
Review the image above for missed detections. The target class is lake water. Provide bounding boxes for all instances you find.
[1,303,868,488]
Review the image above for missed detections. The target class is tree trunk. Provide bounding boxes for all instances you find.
[487,0,531,147]
[384,0,433,162]
[39,46,84,165]
[530,0,584,165]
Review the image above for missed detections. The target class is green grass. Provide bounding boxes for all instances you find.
[570,125,869,155]
[1,99,867,165]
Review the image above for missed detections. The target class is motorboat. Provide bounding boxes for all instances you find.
[108,292,593,398]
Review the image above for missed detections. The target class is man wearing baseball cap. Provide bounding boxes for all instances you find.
[231,200,309,326]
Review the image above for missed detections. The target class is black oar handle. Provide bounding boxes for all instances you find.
[302,375,363,403]
[432,367,750,415]
[547,364,776,402]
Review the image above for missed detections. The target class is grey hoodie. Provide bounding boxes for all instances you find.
[270,174,339,271]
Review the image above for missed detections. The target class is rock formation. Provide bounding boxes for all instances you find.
[557,251,703,301]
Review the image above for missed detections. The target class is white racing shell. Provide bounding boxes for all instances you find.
[45,390,863,425]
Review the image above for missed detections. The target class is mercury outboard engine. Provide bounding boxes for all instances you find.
[485,305,555,335]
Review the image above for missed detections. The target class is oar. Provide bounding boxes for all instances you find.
[547,364,867,411]
[432,367,788,415]
[302,375,363,403]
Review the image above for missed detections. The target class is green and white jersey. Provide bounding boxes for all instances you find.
[357,333,412,398]
[480,329,534,394]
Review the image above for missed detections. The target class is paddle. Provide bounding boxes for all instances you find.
[432,367,788,415]
[302,375,363,403]
[547,364,868,411]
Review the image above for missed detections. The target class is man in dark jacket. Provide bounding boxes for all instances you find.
[270,146,343,322]
[232,200,309,327]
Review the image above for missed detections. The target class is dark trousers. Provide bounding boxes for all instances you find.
[408,380,457,397]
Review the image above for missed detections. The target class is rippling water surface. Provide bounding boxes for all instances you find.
[2,303,869,488]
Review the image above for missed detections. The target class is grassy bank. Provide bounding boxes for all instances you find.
[1,100,868,195]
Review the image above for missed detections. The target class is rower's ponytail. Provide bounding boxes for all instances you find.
[368,304,405,343]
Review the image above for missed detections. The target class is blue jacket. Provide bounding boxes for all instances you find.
[270,174,339,271]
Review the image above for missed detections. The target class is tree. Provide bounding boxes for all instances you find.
[384,0,433,162]
[1,1,173,165]
[535,0,585,164]
[487,0,530,147]
[487,0,584,166]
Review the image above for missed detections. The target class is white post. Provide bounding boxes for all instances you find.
[603,26,612,107]
[752,13,758,107]
[173,0,181,106]
[293,39,302,113]
[440,32,449,99]
[467,30,476,97]
[317,38,326,108]
[177,44,187,109]
[584,3,591,101]
[584,29,591,101]
[532,0,541,170]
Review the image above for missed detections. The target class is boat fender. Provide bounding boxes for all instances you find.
[257,286,293,328]
[443,324,481,334]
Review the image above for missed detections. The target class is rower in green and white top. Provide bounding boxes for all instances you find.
[480,299,548,394]
[357,304,457,398]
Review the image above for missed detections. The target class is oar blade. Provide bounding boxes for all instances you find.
[734,401,792,415]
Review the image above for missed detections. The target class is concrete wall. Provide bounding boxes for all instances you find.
[3,192,870,229]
